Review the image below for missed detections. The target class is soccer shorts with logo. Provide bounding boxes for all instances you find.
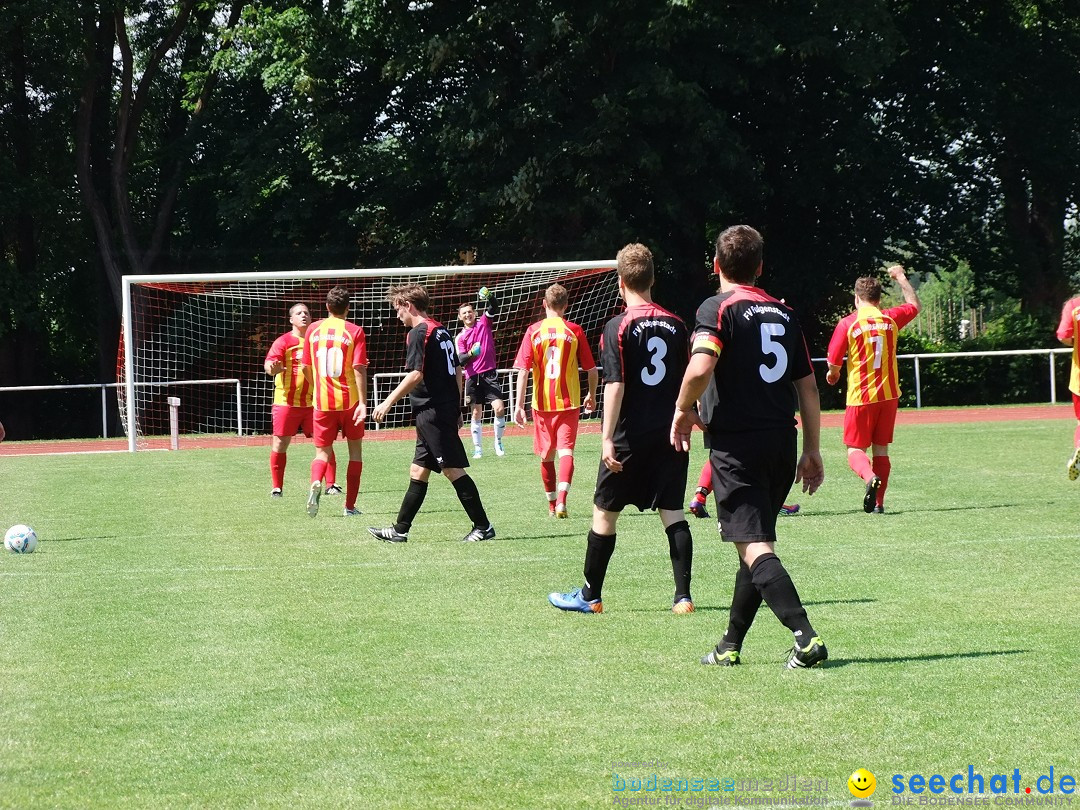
[465,371,505,408]
[532,409,580,457]
[413,406,470,472]
[709,428,797,543]
[272,404,313,438]
[312,402,365,447]
[842,398,899,448]
[594,432,688,513]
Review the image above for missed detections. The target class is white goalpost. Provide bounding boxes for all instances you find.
[119,261,620,452]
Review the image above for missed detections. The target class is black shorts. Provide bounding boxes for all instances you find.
[709,428,797,543]
[465,371,505,407]
[413,407,470,472]
[594,432,688,513]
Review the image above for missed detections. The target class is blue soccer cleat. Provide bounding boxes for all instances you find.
[548,587,603,614]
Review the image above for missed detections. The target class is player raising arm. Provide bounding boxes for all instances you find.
[671,224,826,669]
[456,288,507,458]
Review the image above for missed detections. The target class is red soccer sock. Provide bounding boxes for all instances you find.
[541,460,557,506]
[345,460,363,509]
[848,451,874,482]
[1074,423,1080,447]
[696,460,713,493]
[311,458,328,485]
[270,451,286,489]
[557,454,575,504]
[871,456,891,507]
[325,450,338,487]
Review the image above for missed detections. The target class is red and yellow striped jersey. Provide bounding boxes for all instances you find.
[827,303,918,406]
[1056,296,1080,396]
[513,316,596,412]
[301,317,369,412]
[265,332,312,407]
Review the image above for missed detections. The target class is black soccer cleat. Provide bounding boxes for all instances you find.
[787,636,828,669]
[461,524,496,542]
[871,505,885,514]
[863,476,881,513]
[701,642,741,666]
[368,526,408,543]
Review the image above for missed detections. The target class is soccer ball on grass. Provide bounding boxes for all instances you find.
[5,524,38,554]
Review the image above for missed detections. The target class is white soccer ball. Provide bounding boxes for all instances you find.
[5,524,38,554]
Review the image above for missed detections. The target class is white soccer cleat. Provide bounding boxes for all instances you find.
[306,481,322,518]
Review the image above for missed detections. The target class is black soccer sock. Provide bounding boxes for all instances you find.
[394,479,428,534]
[581,530,617,601]
[721,561,762,649]
[665,520,693,602]
[750,553,815,641]
[452,474,490,528]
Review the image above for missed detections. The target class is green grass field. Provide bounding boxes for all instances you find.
[2,416,1078,809]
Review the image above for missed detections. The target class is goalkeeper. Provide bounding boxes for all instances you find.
[455,288,507,458]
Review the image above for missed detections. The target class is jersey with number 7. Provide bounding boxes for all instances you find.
[691,286,814,432]
[513,316,597,412]
[301,316,369,411]
[827,302,918,406]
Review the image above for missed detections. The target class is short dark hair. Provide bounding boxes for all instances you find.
[326,286,350,316]
[854,277,882,304]
[288,302,309,317]
[715,225,763,284]
[387,282,430,312]
[616,243,655,293]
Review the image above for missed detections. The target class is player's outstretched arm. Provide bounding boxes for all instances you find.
[888,265,920,311]
[793,373,824,495]
[372,370,422,423]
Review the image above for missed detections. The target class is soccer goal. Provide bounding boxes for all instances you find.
[118,261,620,451]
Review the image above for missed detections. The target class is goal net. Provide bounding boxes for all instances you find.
[118,261,620,451]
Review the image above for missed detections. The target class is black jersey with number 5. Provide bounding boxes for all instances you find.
[691,286,813,435]
[405,318,459,413]
[600,302,689,445]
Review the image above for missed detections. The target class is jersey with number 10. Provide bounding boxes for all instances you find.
[601,303,689,445]
[827,303,918,406]
[301,316,369,411]
[691,286,813,434]
[406,318,460,413]
[514,316,597,412]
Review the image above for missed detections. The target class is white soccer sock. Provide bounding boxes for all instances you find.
[494,416,505,442]
[470,419,482,449]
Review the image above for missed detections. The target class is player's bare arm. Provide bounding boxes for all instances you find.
[793,372,825,495]
[888,265,921,311]
[301,364,314,386]
[583,368,599,413]
[265,359,283,377]
[353,365,369,425]
[372,369,423,423]
[600,382,625,473]
[512,367,529,427]
[671,353,714,452]
[825,362,842,386]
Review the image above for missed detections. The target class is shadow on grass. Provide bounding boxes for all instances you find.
[791,502,1026,517]
[825,649,1029,668]
[622,597,877,614]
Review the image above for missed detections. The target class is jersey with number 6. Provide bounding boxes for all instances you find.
[513,316,597,412]
[827,302,918,406]
[601,303,689,445]
[406,318,460,413]
[301,316,369,411]
[692,286,813,434]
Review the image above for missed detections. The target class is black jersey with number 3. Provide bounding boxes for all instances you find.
[692,286,813,435]
[601,302,689,445]
[405,318,459,412]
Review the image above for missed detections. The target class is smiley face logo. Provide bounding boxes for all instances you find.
[848,769,877,799]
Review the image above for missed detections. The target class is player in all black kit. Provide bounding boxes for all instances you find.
[671,225,828,669]
[368,283,495,543]
[548,243,694,614]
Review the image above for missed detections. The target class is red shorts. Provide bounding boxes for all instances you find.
[842,399,899,448]
[313,403,365,447]
[532,409,580,458]
[1073,392,1080,421]
[272,405,313,438]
